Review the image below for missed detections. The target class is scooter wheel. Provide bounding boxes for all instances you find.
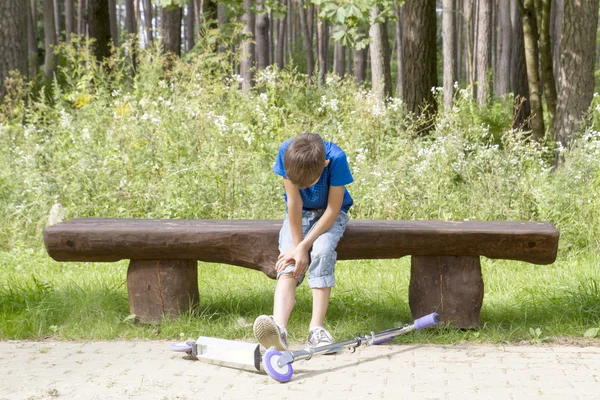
[169,342,193,353]
[263,347,293,383]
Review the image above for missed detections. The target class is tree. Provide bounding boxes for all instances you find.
[43,0,58,80]
[554,0,599,155]
[394,1,404,97]
[443,0,456,109]
[65,0,76,44]
[54,0,62,41]
[88,0,112,60]
[317,11,328,86]
[521,0,545,141]
[27,0,38,77]
[256,0,270,69]
[495,0,512,96]
[241,0,255,91]
[475,0,492,106]
[161,4,183,56]
[184,1,195,52]
[0,0,28,97]
[550,0,563,84]
[511,0,531,129]
[275,0,287,71]
[463,0,474,87]
[333,31,345,77]
[353,41,368,84]
[535,0,557,136]
[109,0,118,45]
[296,0,314,79]
[78,0,87,36]
[403,0,437,118]
[141,0,154,44]
[126,0,138,72]
[369,5,392,99]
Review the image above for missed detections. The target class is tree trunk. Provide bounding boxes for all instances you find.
[141,0,153,44]
[78,0,87,36]
[109,0,118,45]
[27,0,38,77]
[369,5,392,100]
[125,0,137,72]
[464,0,474,86]
[65,0,75,44]
[217,3,227,54]
[403,0,438,118]
[496,0,512,96]
[296,0,314,79]
[550,0,563,86]
[184,2,194,52]
[126,0,136,37]
[554,0,599,156]
[333,38,345,78]
[521,0,545,141]
[88,0,112,60]
[511,0,531,130]
[161,5,182,57]
[492,0,498,76]
[255,0,270,70]
[276,0,287,70]
[53,0,62,41]
[43,0,58,80]
[456,0,463,82]
[443,0,456,110]
[241,0,255,91]
[535,0,557,136]
[354,45,368,84]
[0,0,27,97]
[475,0,492,106]
[395,1,404,98]
[317,10,328,86]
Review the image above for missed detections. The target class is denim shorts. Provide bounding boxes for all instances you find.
[278,209,349,288]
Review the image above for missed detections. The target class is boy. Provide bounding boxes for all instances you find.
[253,132,354,351]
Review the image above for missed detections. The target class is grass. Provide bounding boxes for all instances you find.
[1,244,598,345]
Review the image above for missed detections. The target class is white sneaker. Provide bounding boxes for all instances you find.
[253,315,288,351]
[307,326,334,349]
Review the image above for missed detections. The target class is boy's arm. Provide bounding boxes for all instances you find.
[283,178,303,247]
[297,185,345,251]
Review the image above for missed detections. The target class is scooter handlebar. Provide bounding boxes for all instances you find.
[414,313,441,330]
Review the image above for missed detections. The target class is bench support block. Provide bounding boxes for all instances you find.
[409,256,484,329]
[127,259,199,324]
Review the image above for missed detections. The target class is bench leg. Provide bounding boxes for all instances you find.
[127,259,199,324]
[409,256,484,329]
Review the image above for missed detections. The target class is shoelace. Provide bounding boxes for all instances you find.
[312,329,332,343]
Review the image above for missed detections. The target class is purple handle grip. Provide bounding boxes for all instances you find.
[414,313,441,330]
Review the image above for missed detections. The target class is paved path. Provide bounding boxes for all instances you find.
[1,340,599,400]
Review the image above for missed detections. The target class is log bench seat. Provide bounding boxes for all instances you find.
[43,219,559,327]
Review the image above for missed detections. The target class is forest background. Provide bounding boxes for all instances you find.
[0,0,599,344]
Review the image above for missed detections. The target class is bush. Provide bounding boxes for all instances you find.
[0,40,598,257]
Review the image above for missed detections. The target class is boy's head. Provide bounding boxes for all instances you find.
[284,133,327,188]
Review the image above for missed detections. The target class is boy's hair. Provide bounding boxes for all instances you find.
[284,133,326,188]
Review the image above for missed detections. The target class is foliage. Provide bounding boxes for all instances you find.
[0,38,599,341]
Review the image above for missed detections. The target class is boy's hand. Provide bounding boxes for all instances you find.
[276,244,310,278]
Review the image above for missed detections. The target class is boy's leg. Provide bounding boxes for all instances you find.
[273,274,297,328]
[310,287,331,329]
[306,211,349,345]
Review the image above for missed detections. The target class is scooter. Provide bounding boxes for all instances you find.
[170,312,440,383]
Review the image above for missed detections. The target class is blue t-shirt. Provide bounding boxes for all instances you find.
[273,138,354,213]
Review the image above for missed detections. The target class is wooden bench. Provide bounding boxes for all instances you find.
[43,219,559,327]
